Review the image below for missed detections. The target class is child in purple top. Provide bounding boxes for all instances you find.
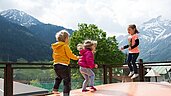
[77,40,98,92]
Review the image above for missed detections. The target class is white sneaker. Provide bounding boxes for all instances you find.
[128,72,134,77]
[131,74,139,79]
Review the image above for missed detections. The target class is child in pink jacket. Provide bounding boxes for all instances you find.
[77,40,98,92]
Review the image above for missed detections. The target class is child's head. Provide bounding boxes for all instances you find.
[128,24,139,35]
[83,40,97,52]
[77,44,83,51]
[55,30,70,43]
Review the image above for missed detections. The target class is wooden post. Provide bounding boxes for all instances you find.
[103,65,108,84]
[138,59,144,82]
[4,63,13,96]
[109,67,113,83]
[155,76,157,82]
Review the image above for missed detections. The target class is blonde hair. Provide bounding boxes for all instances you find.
[83,40,97,50]
[55,30,70,42]
[77,44,83,51]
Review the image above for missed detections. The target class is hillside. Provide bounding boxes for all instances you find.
[0,16,51,62]
[0,9,73,62]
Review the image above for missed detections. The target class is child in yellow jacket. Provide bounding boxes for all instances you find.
[51,30,78,96]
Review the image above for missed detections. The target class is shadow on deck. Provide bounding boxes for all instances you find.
[47,82,171,96]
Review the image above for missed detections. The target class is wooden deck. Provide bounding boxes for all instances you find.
[0,78,49,96]
[48,82,171,96]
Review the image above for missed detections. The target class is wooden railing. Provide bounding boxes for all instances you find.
[1,62,125,96]
[1,59,171,96]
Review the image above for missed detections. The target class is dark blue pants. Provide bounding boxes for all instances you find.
[127,53,139,74]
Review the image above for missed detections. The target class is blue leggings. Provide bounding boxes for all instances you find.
[127,53,139,74]
[80,67,95,90]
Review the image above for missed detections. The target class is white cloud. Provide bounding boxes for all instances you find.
[0,0,171,36]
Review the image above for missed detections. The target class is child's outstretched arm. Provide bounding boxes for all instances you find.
[123,45,129,49]
[121,45,129,50]
[64,45,78,60]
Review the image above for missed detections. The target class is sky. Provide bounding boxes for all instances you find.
[0,0,171,36]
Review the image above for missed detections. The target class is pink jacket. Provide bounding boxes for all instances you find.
[78,49,95,69]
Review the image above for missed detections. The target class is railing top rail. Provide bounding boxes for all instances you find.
[142,61,171,64]
[1,60,171,68]
[0,62,124,66]
[144,64,171,66]
[0,62,52,65]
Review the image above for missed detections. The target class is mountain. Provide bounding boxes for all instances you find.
[28,24,73,44]
[0,15,51,62]
[117,16,171,62]
[0,9,42,27]
[0,9,73,44]
[0,9,74,62]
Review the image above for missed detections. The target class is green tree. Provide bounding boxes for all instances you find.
[70,23,125,65]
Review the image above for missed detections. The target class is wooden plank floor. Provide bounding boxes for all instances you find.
[47,82,171,96]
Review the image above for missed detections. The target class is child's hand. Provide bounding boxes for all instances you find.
[120,47,124,50]
[95,64,98,68]
[77,56,80,59]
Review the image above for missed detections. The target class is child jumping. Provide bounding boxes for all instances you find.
[121,24,140,79]
[51,30,79,96]
[77,40,98,92]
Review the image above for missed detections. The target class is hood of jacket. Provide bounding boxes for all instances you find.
[79,49,91,56]
[51,42,66,50]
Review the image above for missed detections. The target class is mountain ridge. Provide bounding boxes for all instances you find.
[0,9,73,61]
[0,9,43,27]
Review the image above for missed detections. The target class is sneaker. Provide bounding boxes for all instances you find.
[128,72,134,77]
[82,89,89,92]
[90,86,97,91]
[131,74,139,79]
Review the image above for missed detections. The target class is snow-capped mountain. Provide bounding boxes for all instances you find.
[0,9,73,61]
[117,16,171,61]
[0,9,42,27]
[0,9,73,44]
[139,16,171,42]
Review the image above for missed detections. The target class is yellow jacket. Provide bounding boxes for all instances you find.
[52,42,78,65]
